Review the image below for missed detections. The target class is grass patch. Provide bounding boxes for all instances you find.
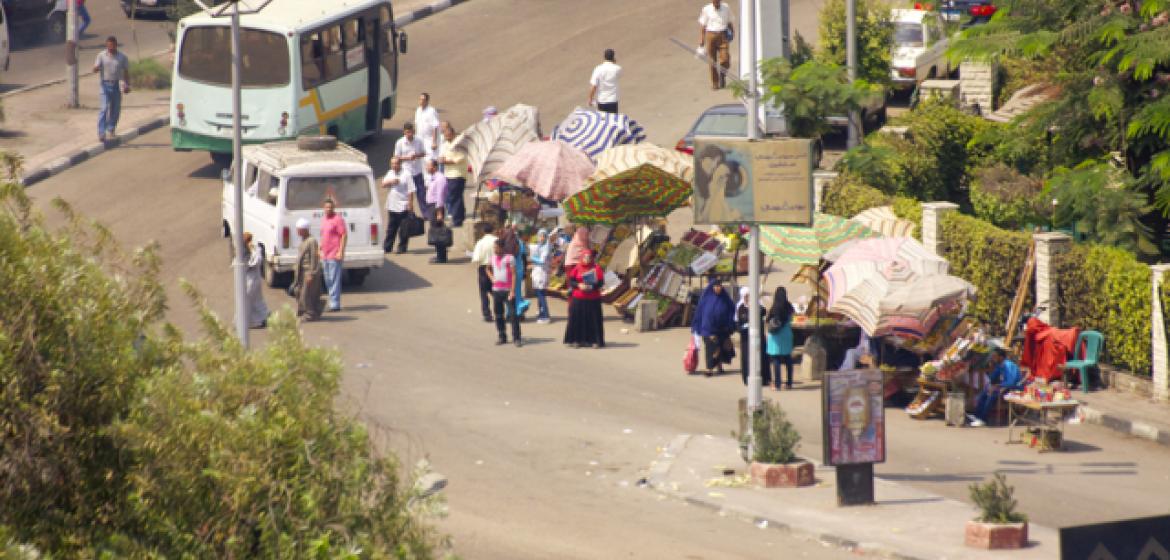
[129,58,171,90]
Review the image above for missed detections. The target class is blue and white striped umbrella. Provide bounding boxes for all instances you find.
[551,107,647,161]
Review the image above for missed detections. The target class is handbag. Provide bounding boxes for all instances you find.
[404,214,425,238]
[683,338,699,373]
[767,315,783,332]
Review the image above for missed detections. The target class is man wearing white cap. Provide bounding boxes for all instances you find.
[292,217,324,321]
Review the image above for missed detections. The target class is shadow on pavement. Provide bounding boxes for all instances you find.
[333,303,389,312]
[0,130,28,139]
[364,259,432,293]
[878,472,985,483]
[189,161,225,179]
[877,497,945,507]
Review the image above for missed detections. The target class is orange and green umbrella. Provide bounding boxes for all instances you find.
[760,213,880,265]
[564,163,692,224]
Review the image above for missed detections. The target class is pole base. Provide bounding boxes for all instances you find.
[836,463,874,506]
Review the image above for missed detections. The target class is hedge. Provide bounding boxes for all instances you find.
[938,213,1033,335]
[820,174,922,238]
[1055,244,1152,376]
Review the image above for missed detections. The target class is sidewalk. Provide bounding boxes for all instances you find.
[1077,388,1170,446]
[646,434,1059,560]
[2,0,471,187]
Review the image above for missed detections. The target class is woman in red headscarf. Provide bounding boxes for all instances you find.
[563,249,606,348]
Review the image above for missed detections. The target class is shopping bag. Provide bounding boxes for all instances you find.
[683,339,699,373]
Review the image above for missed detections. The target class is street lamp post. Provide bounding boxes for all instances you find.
[66,0,78,108]
[192,0,274,347]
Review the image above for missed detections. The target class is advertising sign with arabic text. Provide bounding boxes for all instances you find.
[692,137,814,226]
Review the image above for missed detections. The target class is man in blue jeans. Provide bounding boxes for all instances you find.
[968,348,1026,427]
[93,36,130,142]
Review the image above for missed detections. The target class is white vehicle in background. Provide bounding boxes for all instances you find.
[221,136,384,287]
[890,8,953,91]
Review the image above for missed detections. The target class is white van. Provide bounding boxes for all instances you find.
[890,9,952,91]
[0,3,10,77]
[221,136,384,287]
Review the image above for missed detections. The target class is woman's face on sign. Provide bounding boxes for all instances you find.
[711,163,732,195]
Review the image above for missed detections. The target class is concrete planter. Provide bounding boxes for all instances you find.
[965,520,1028,549]
[750,459,815,488]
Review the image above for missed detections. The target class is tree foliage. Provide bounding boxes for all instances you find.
[817,0,894,86]
[753,58,884,139]
[0,179,444,557]
[1046,160,1157,255]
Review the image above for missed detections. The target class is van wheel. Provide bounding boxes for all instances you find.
[345,268,370,287]
[211,152,232,168]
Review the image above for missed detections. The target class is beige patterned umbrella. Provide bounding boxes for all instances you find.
[449,103,543,187]
[589,143,693,184]
[852,206,917,238]
[491,140,596,201]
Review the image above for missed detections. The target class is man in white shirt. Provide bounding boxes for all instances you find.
[588,49,622,114]
[471,223,499,322]
[414,93,441,161]
[698,0,734,89]
[393,122,428,193]
[380,157,418,254]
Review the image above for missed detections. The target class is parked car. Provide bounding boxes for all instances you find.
[1,0,65,43]
[121,0,175,18]
[675,103,824,168]
[221,136,384,288]
[890,8,953,92]
[929,0,996,24]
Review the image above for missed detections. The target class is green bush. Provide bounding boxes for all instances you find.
[969,473,1027,524]
[969,164,1049,230]
[752,401,802,464]
[1056,244,1152,376]
[939,213,1033,334]
[129,58,171,90]
[820,173,922,236]
[967,121,1049,177]
[752,58,885,140]
[0,185,444,557]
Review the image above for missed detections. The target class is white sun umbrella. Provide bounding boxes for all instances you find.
[448,103,543,188]
[852,206,917,238]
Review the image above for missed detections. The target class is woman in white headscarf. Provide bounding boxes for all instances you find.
[243,232,270,328]
[735,286,769,386]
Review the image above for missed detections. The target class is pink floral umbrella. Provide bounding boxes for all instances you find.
[491,140,596,201]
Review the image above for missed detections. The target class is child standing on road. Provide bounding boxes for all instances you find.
[428,207,453,263]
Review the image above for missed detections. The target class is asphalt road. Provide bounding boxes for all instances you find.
[23,0,1170,557]
[2,0,174,92]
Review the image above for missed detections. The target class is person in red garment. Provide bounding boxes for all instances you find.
[563,249,606,348]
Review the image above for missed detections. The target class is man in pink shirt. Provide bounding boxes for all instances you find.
[319,198,347,312]
[423,159,448,219]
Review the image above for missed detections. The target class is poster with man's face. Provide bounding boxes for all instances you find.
[692,138,813,225]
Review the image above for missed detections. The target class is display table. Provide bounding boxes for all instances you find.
[1005,397,1080,452]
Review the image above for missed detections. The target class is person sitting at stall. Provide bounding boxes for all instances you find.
[691,278,736,377]
[968,348,1026,427]
[838,330,875,371]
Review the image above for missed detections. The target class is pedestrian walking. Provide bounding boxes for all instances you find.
[472,223,498,322]
[319,198,347,312]
[437,121,469,227]
[394,121,427,190]
[243,232,270,329]
[423,159,448,220]
[414,93,441,160]
[563,249,606,348]
[766,287,797,390]
[736,286,769,387]
[77,0,92,37]
[428,207,453,264]
[698,0,734,89]
[691,279,735,376]
[529,228,553,323]
[292,218,324,321]
[93,36,130,142]
[488,239,522,347]
[380,157,418,254]
[588,48,622,114]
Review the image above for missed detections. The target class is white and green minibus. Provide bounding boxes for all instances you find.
[170,0,406,164]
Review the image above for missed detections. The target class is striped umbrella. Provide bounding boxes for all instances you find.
[491,140,596,201]
[564,164,691,224]
[759,214,881,266]
[852,206,917,238]
[449,103,543,187]
[551,107,647,160]
[823,237,972,338]
[590,144,693,184]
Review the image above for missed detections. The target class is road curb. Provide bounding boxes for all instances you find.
[20,115,169,187]
[1079,405,1170,447]
[646,435,930,560]
[15,0,470,188]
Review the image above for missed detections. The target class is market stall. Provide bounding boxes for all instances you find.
[1004,382,1080,452]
